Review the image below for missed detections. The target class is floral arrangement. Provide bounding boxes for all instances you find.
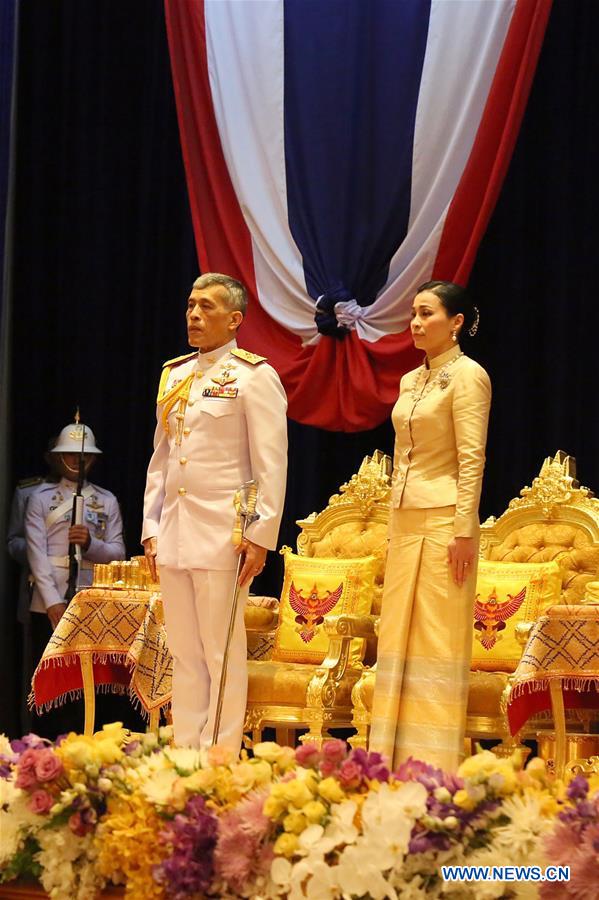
[0,725,593,900]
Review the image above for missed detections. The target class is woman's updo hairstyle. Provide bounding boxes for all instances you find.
[416,280,480,339]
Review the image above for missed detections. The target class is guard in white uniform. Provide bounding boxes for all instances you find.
[25,422,126,737]
[142,273,288,752]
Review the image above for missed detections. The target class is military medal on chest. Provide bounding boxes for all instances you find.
[202,355,239,400]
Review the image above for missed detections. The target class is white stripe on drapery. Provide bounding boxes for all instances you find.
[205,1,314,340]
[206,0,515,344]
[365,0,515,342]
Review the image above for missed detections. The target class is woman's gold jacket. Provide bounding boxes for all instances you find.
[391,344,492,537]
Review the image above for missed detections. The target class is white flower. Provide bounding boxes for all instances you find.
[138,767,179,806]
[129,750,171,783]
[304,859,341,899]
[336,842,397,899]
[297,823,337,856]
[36,828,104,900]
[164,746,201,772]
[361,782,426,857]
[271,856,293,889]
[324,800,358,847]
[491,793,553,856]
[0,813,22,865]
[0,776,21,808]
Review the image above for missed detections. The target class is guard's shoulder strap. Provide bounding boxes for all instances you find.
[230,348,268,366]
[18,476,43,489]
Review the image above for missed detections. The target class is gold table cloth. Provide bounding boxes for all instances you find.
[507,604,599,776]
[30,588,172,725]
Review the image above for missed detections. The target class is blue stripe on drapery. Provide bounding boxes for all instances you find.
[283,0,431,318]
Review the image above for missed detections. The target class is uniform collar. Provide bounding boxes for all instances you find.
[59,477,87,491]
[426,344,462,371]
[197,338,237,367]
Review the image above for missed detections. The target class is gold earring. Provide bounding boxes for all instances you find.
[451,330,457,342]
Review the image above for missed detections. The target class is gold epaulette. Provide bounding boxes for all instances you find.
[157,352,196,402]
[162,352,197,369]
[230,348,267,366]
[18,476,43,488]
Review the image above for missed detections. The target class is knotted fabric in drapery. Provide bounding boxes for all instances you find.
[165,0,551,431]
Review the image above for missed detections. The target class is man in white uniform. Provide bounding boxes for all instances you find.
[25,421,126,737]
[142,273,288,752]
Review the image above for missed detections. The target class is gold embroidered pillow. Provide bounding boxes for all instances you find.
[471,560,562,673]
[272,548,377,665]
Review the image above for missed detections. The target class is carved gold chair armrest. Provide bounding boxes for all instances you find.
[300,613,377,746]
[323,613,378,640]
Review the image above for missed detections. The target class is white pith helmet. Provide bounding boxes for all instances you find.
[52,421,102,454]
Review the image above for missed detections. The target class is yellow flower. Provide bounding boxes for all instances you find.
[231,760,260,793]
[458,750,517,795]
[182,768,218,794]
[264,794,287,819]
[453,789,477,812]
[253,742,288,764]
[274,832,299,858]
[283,811,307,834]
[96,791,167,900]
[318,777,346,804]
[251,759,274,786]
[281,778,315,808]
[302,800,327,823]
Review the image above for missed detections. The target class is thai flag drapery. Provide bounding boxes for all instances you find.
[165,0,551,431]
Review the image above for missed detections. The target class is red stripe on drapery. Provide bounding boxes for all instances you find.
[433,0,552,283]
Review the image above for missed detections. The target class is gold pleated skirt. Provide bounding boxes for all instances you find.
[369,506,478,772]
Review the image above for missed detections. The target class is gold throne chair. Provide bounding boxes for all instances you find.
[243,451,390,747]
[350,451,599,752]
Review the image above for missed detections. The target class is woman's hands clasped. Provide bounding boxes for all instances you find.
[447,536,476,587]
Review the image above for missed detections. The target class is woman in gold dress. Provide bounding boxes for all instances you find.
[370,281,491,772]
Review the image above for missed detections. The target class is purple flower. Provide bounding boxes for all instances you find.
[567,775,589,802]
[154,794,218,899]
[123,740,140,756]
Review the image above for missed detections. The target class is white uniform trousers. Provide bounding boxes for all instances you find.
[159,566,249,752]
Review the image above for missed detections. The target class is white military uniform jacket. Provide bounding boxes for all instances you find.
[142,339,288,570]
[25,478,126,611]
[7,478,49,623]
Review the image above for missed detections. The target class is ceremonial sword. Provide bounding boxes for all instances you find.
[212,479,259,746]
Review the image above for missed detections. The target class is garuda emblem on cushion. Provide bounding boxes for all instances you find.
[289,581,343,643]
[473,586,527,650]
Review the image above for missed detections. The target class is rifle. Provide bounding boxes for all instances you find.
[64,415,86,602]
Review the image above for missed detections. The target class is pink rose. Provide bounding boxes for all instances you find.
[15,767,38,790]
[319,759,337,778]
[295,743,320,767]
[28,789,54,815]
[33,749,63,783]
[321,739,347,765]
[338,759,362,787]
[16,749,40,790]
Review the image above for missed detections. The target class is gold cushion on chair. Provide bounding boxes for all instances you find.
[272,548,377,665]
[488,523,599,604]
[247,660,354,707]
[471,560,561,673]
[467,670,509,717]
[309,521,387,615]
